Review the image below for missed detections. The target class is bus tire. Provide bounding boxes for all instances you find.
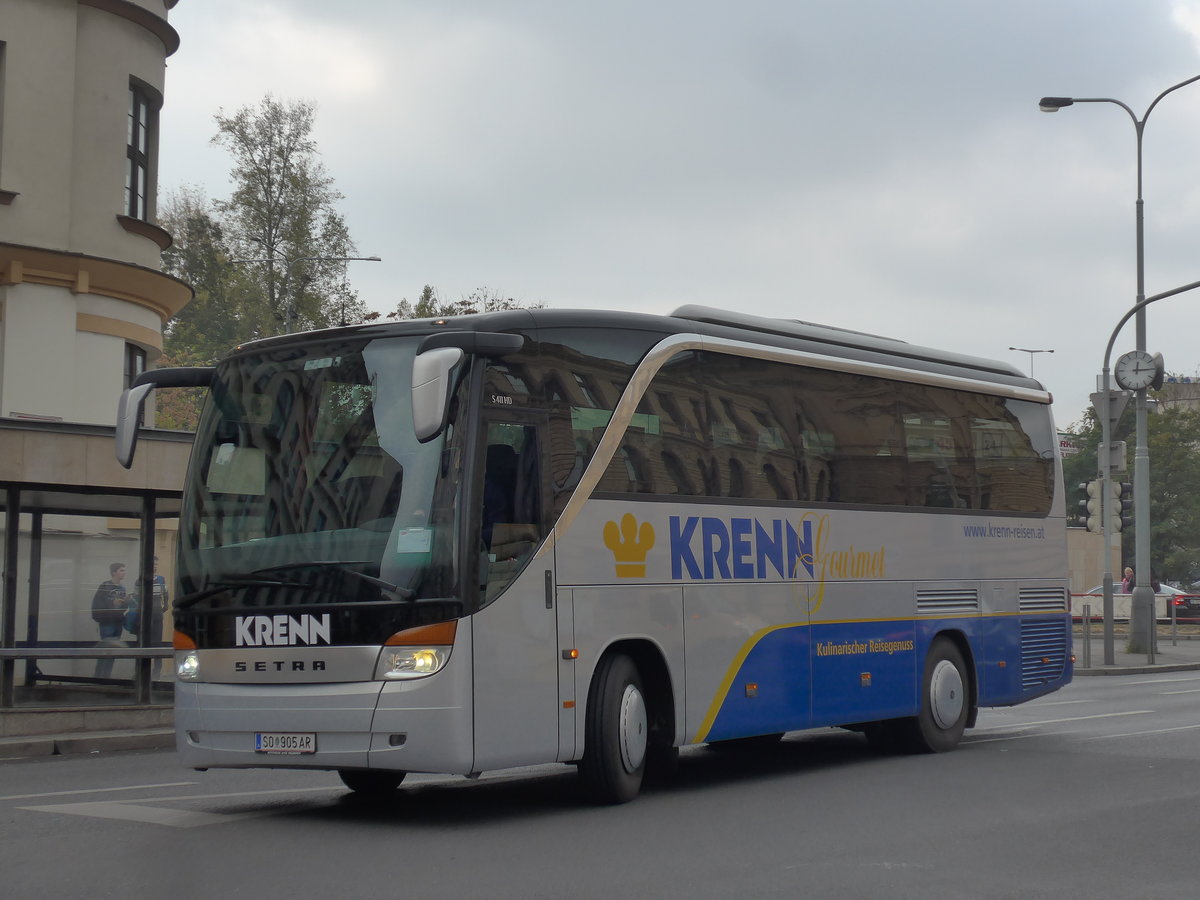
[898,638,969,753]
[580,653,647,804]
[337,769,406,794]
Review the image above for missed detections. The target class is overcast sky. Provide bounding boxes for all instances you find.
[159,0,1200,428]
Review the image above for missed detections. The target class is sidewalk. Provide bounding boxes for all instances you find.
[0,706,173,762]
[1073,629,1200,675]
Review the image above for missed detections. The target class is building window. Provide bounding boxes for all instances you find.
[124,343,146,389]
[126,85,152,220]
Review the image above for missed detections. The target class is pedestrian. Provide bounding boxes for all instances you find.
[127,557,169,678]
[91,562,128,679]
[1121,567,1134,593]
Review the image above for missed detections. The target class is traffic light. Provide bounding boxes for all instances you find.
[1076,478,1129,533]
[1114,480,1133,532]
[1077,480,1103,533]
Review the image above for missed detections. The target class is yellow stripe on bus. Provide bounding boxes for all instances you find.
[692,621,805,744]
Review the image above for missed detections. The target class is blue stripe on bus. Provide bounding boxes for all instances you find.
[696,614,1071,744]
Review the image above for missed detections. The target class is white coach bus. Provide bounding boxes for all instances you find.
[116,305,1072,803]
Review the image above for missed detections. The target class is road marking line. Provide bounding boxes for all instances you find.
[978,710,1151,731]
[1083,723,1200,740]
[16,786,344,828]
[966,731,1068,745]
[1025,699,1096,707]
[17,800,261,828]
[0,782,197,801]
[1161,688,1200,695]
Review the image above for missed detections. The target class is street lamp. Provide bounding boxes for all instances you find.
[1008,346,1053,376]
[232,252,382,331]
[1039,74,1200,660]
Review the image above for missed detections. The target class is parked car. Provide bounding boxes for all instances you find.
[1082,583,1200,620]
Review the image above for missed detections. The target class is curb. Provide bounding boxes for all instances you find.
[0,728,174,761]
[1074,662,1200,676]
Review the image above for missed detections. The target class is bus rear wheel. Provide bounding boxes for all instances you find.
[580,653,647,804]
[897,637,969,753]
[337,769,406,794]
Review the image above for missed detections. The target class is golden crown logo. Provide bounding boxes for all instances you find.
[603,513,655,577]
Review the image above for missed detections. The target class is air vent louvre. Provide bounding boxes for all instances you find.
[916,589,979,615]
[1020,619,1069,691]
[1020,587,1067,612]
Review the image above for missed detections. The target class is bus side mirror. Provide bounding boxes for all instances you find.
[115,383,155,469]
[114,366,215,468]
[412,347,464,442]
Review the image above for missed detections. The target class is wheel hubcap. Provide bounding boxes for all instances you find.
[618,683,647,773]
[929,659,964,730]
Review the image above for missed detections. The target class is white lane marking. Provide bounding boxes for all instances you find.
[1111,677,1200,686]
[18,800,258,828]
[0,782,197,802]
[1023,699,1097,707]
[977,710,1151,732]
[1161,688,1200,695]
[966,731,1058,745]
[1083,723,1200,740]
[17,785,344,828]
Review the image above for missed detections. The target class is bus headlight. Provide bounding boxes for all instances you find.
[177,651,200,681]
[376,646,451,680]
[375,620,458,681]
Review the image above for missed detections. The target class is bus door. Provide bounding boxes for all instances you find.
[470,415,564,770]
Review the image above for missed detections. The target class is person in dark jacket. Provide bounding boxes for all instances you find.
[91,562,127,678]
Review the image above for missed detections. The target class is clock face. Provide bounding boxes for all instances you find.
[1114,350,1159,391]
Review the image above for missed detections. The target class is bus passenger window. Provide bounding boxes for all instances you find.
[480,424,544,602]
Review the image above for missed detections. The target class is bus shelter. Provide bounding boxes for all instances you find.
[0,420,189,711]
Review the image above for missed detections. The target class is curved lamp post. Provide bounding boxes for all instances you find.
[1008,346,1053,377]
[1039,75,1200,660]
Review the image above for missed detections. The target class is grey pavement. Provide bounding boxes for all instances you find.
[1073,629,1200,675]
[3,632,1198,763]
[0,727,174,761]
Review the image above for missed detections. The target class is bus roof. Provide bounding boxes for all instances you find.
[228,304,1037,392]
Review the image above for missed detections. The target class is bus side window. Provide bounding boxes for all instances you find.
[481,425,544,602]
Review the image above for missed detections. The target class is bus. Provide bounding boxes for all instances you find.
[116,305,1072,803]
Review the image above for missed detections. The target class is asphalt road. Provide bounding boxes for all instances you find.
[2,672,1199,899]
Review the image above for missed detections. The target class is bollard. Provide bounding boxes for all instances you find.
[1084,607,1094,672]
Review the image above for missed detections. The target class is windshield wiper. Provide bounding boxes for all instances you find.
[248,561,417,601]
[175,578,291,610]
[175,563,417,610]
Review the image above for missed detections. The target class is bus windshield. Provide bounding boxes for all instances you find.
[176,335,463,628]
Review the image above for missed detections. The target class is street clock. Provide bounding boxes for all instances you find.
[1113,349,1164,392]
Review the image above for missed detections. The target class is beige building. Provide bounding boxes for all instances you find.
[0,0,192,723]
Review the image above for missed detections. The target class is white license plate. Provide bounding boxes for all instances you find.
[254,732,316,754]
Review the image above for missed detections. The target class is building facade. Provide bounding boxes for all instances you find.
[0,0,192,723]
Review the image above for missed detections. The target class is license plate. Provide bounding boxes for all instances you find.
[254,732,316,754]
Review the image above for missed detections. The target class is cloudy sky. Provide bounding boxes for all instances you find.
[159,0,1200,428]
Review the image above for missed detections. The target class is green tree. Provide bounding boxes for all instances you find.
[212,95,366,334]
[384,285,541,320]
[159,186,269,363]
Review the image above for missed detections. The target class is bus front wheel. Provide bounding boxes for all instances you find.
[898,637,970,753]
[580,653,647,804]
[337,769,406,794]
